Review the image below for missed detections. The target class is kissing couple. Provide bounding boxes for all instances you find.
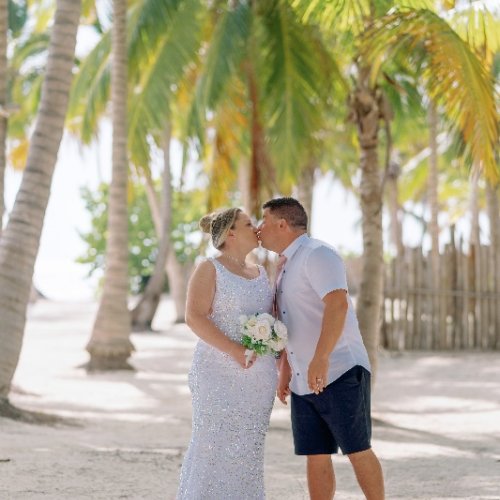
[177,197,385,500]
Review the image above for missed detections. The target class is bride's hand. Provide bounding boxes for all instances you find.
[229,343,256,369]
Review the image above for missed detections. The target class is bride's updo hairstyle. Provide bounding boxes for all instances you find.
[199,207,242,249]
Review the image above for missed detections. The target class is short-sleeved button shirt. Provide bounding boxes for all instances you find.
[278,234,370,395]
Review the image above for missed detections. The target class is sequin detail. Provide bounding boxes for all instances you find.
[177,258,277,500]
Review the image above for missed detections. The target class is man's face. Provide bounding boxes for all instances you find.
[258,208,281,252]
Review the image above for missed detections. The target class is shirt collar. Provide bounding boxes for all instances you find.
[281,233,309,260]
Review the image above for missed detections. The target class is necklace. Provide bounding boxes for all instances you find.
[222,253,247,269]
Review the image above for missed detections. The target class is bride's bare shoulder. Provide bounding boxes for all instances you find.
[192,258,217,278]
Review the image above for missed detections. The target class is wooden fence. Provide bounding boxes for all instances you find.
[382,241,500,351]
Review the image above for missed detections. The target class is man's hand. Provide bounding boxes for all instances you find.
[277,352,292,404]
[277,370,291,404]
[308,355,329,395]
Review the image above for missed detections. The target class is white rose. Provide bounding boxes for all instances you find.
[252,320,272,341]
[274,320,288,340]
[246,317,257,328]
[270,338,286,352]
[257,312,275,325]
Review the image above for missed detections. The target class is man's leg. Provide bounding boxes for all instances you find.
[347,449,384,500]
[307,454,335,500]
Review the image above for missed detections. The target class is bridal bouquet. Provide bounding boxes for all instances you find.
[239,312,288,367]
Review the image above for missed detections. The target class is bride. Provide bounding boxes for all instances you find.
[177,207,278,499]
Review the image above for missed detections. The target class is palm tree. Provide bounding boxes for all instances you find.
[85,0,134,370]
[296,1,499,375]
[191,0,340,217]
[68,0,205,328]
[0,0,7,232]
[131,123,172,330]
[0,0,32,229]
[0,0,82,414]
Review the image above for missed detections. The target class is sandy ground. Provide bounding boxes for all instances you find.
[1,298,499,500]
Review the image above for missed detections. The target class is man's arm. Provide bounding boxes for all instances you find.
[307,289,348,394]
[277,350,292,404]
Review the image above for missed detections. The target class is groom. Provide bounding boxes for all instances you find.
[258,197,385,500]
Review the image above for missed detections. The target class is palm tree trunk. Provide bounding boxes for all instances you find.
[237,160,251,215]
[428,102,441,347]
[295,159,316,224]
[386,160,403,260]
[351,67,384,379]
[0,0,7,232]
[486,181,500,347]
[86,0,133,371]
[131,124,172,330]
[142,162,190,324]
[0,0,81,405]
[166,249,192,323]
[428,102,440,283]
[470,171,480,247]
[144,171,161,234]
[247,60,274,218]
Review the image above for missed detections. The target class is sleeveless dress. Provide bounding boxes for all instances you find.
[177,258,278,500]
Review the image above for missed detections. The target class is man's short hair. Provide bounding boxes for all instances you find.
[262,197,308,231]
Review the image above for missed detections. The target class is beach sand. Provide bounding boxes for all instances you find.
[1,299,499,499]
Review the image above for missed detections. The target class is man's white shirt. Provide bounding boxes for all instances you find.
[278,234,370,395]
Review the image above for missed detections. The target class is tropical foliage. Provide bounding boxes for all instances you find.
[1,0,499,412]
[78,182,204,294]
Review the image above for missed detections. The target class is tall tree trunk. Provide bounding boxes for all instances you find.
[427,102,441,347]
[428,102,440,284]
[351,67,384,379]
[86,0,133,371]
[248,66,263,218]
[247,60,274,218]
[144,171,161,233]
[0,0,6,233]
[131,124,172,330]
[295,159,316,225]
[469,171,480,247]
[237,160,251,215]
[0,0,81,406]
[143,157,189,324]
[486,181,500,347]
[166,250,192,323]
[386,159,403,260]
[486,183,499,251]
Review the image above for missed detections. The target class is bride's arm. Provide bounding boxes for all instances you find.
[185,260,251,368]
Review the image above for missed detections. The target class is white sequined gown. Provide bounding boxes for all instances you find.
[177,258,277,500]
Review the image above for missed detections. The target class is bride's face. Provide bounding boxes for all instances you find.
[232,213,258,250]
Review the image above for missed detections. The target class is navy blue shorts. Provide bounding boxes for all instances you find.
[291,365,372,455]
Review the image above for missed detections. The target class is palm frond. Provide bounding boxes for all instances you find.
[196,2,251,111]
[9,72,44,139]
[31,0,55,33]
[10,33,50,72]
[8,0,29,36]
[67,32,111,142]
[258,0,344,180]
[293,0,370,34]
[445,3,500,66]
[205,129,239,211]
[128,0,205,168]
[128,0,184,66]
[363,8,499,181]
